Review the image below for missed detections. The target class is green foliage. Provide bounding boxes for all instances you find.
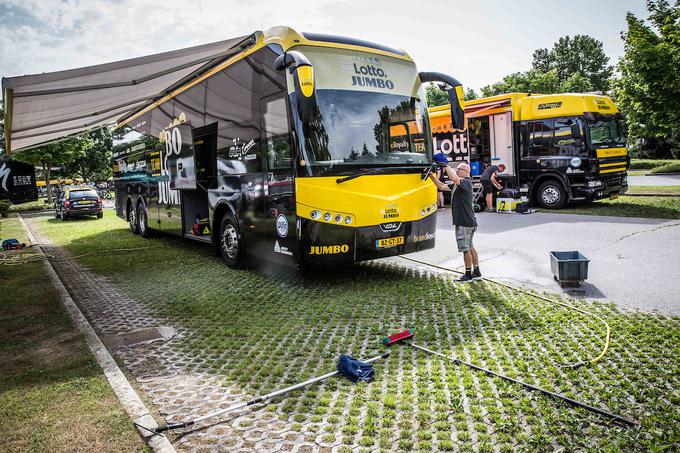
[482,34,611,96]
[532,35,612,92]
[61,128,113,183]
[613,0,680,158]
[650,161,680,173]
[464,88,479,101]
[630,158,680,170]
[424,83,449,107]
[0,200,10,217]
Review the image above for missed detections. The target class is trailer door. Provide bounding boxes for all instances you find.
[490,113,514,175]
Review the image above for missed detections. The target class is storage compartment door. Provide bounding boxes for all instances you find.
[490,113,514,175]
[163,123,197,190]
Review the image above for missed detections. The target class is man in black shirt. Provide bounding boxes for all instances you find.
[430,162,481,281]
[480,163,505,212]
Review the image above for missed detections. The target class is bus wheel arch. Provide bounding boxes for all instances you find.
[534,176,568,209]
[136,199,151,238]
[127,197,139,234]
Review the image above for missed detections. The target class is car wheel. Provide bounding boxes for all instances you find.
[537,180,567,209]
[55,208,59,219]
[61,212,68,221]
[137,203,150,238]
[96,212,103,219]
[219,214,243,268]
[128,203,139,234]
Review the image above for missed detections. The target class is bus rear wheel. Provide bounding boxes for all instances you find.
[537,180,567,209]
[128,201,139,234]
[219,215,243,268]
[137,203,150,238]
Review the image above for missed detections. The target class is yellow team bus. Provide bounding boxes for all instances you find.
[429,93,629,209]
[113,26,465,268]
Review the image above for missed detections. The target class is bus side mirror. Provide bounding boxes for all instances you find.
[571,123,581,140]
[275,51,317,123]
[419,72,465,131]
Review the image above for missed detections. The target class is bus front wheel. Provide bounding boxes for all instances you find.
[219,215,243,268]
[537,180,567,209]
[128,201,139,234]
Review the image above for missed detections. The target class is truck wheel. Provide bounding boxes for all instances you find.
[219,214,243,268]
[537,180,567,209]
[137,203,150,238]
[128,202,139,234]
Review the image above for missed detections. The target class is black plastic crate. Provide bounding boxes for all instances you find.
[550,251,589,287]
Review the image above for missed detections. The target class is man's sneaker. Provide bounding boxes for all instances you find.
[472,268,482,280]
[458,273,474,282]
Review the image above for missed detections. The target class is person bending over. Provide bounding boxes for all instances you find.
[480,163,505,212]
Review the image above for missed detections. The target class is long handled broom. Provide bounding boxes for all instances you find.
[140,351,391,434]
[383,330,638,427]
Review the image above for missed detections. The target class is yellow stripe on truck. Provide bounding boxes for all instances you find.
[600,167,627,174]
[596,147,627,158]
[599,161,627,168]
[295,174,437,227]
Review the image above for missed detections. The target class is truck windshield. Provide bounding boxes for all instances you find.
[291,46,432,176]
[588,117,626,148]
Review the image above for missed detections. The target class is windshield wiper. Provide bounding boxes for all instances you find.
[336,166,426,184]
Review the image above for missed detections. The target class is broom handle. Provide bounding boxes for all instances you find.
[409,343,638,427]
[156,351,391,432]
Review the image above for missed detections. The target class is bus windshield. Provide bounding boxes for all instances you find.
[587,116,626,148]
[290,46,432,176]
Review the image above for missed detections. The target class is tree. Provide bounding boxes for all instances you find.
[464,88,479,101]
[62,128,113,183]
[13,136,92,203]
[533,35,612,93]
[425,83,449,107]
[613,0,680,158]
[482,34,611,96]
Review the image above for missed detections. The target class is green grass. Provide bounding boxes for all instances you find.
[30,211,680,451]
[0,215,148,453]
[625,186,680,195]
[8,198,52,213]
[651,162,680,174]
[554,196,680,219]
[629,159,680,171]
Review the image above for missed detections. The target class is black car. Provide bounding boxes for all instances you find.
[55,187,103,220]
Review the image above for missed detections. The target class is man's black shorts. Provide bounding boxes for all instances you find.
[481,179,495,194]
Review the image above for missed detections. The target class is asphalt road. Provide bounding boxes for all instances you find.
[397,210,680,316]
[628,174,680,186]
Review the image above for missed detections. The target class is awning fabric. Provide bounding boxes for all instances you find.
[2,34,252,154]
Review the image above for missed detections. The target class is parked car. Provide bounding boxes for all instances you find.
[54,187,103,220]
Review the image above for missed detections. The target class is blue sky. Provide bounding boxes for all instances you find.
[0,0,647,92]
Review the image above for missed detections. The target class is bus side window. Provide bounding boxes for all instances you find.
[263,96,292,171]
[519,123,529,158]
[529,119,554,156]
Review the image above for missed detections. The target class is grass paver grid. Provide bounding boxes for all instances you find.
[28,212,680,452]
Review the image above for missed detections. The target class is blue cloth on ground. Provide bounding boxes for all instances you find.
[336,354,375,383]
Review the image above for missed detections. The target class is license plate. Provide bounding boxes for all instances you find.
[376,236,404,249]
[79,201,94,205]
[609,194,619,200]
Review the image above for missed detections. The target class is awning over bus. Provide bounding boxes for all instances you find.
[2,34,252,154]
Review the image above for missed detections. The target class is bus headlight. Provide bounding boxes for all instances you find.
[420,202,437,217]
[344,216,352,225]
[324,212,332,221]
[570,157,582,168]
[310,210,321,219]
[334,214,342,223]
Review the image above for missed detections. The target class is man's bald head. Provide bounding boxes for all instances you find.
[456,162,471,176]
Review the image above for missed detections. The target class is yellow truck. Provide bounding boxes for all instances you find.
[429,93,629,208]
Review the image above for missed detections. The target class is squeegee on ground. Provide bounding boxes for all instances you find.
[383,329,638,427]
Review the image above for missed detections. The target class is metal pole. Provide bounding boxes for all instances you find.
[153,351,391,433]
[409,342,638,427]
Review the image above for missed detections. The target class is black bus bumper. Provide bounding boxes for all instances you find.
[571,174,628,202]
[299,213,437,267]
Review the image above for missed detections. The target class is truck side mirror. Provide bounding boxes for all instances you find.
[419,72,465,131]
[275,51,316,123]
[571,123,581,140]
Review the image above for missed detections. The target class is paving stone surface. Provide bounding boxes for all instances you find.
[25,217,309,452]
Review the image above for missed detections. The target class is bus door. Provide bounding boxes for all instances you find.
[490,112,514,175]
[261,92,296,264]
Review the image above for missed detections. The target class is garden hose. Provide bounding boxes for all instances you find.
[398,255,611,369]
